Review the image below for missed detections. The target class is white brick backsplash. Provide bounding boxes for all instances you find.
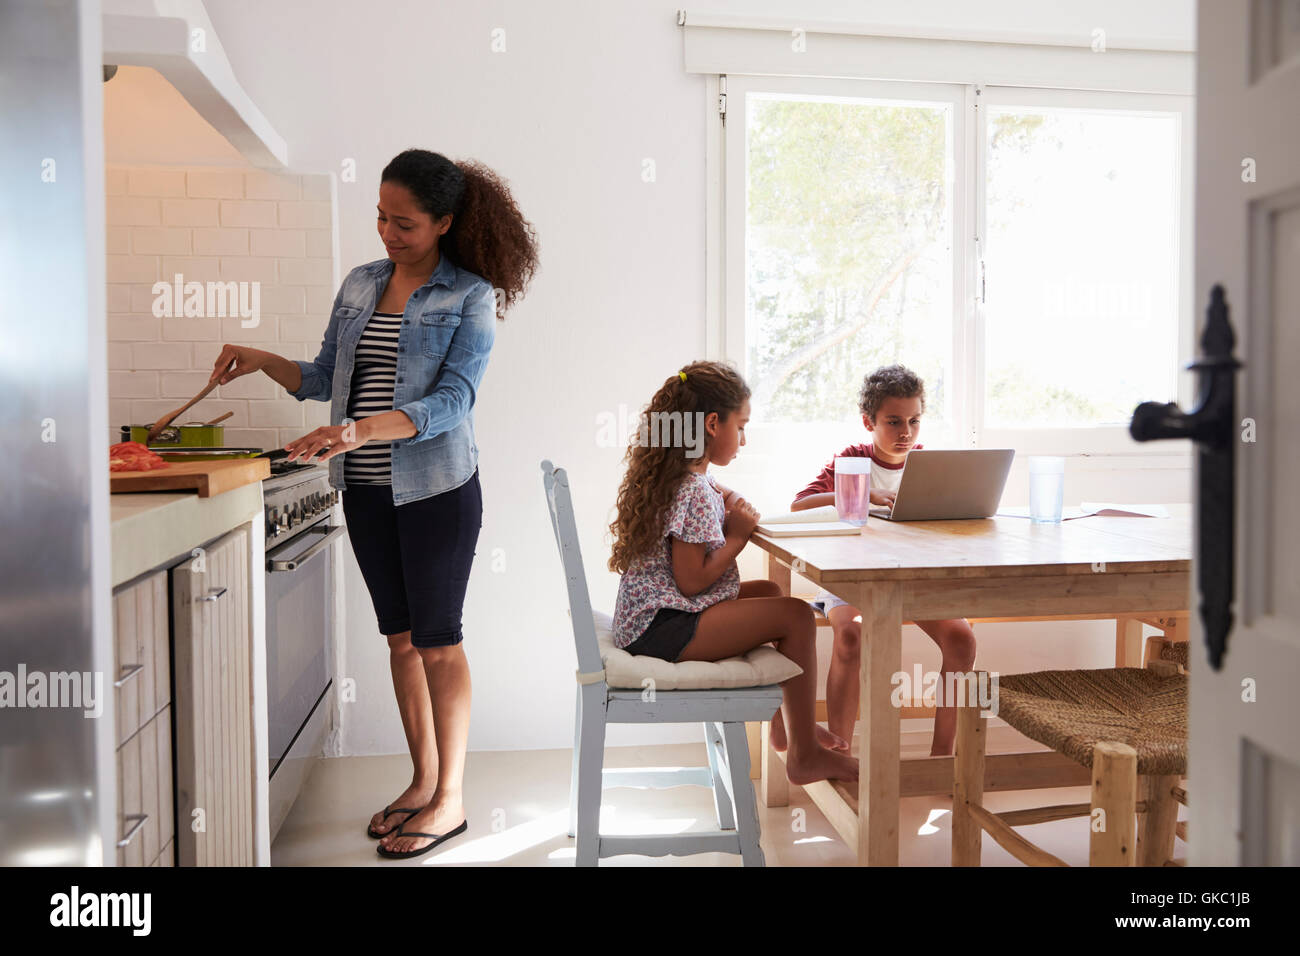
[128,168,187,197]
[305,230,332,258]
[218,257,277,284]
[107,196,160,225]
[130,283,169,313]
[259,284,305,314]
[300,175,330,201]
[221,314,280,342]
[160,370,215,398]
[106,254,160,283]
[278,257,332,285]
[106,284,132,312]
[107,315,162,341]
[106,225,130,254]
[110,400,132,430]
[218,373,278,399]
[277,201,330,229]
[248,400,304,428]
[187,170,244,199]
[250,229,305,258]
[162,198,219,227]
[278,315,328,343]
[245,171,301,201]
[107,344,133,369]
[109,371,159,399]
[108,165,335,448]
[193,227,249,256]
[130,343,192,369]
[132,226,192,256]
[306,286,337,314]
[192,343,224,369]
[220,200,276,228]
[224,427,281,451]
[160,256,223,282]
[161,315,222,341]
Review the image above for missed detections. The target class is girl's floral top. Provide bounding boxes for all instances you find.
[611,472,741,647]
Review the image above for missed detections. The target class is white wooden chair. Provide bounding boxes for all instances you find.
[541,459,783,866]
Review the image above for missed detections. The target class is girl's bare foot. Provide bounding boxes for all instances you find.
[784,745,859,785]
[368,782,434,837]
[769,709,849,752]
[378,793,466,854]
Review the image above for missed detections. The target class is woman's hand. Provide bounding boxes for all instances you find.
[210,345,268,385]
[724,496,760,540]
[284,423,366,463]
[870,488,897,507]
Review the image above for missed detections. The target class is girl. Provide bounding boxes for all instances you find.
[210,149,539,859]
[608,361,858,785]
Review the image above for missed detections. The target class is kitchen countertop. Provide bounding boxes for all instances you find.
[110,484,262,588]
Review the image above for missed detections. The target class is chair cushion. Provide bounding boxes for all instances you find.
[592,610,801,690]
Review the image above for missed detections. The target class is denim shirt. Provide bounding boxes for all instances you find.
[289,254,496,505]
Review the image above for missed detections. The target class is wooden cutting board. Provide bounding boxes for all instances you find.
[110,458,270,497]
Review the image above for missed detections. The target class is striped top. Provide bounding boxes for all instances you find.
[344,310,403,485]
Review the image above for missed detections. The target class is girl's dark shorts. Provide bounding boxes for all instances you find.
[622,607,702,663]
[341,469,482,649]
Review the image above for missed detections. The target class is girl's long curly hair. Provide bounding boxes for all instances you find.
[608,361,751,574]
[381,149,539,314]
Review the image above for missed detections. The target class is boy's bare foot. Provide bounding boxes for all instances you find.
[768,710,849,753]
[785,745,859,785]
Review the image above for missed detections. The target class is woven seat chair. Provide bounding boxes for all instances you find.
[952,656,1188,867]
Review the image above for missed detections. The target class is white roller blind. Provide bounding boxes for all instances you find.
[679,12,1194,94]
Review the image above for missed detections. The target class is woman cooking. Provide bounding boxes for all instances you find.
[209,149,538,859]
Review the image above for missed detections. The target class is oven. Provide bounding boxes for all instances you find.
[262,464,344,841]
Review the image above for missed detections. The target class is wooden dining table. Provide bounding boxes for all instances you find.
[747,505,1193,866]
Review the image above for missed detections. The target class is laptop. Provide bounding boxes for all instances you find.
[870,448,1015,521]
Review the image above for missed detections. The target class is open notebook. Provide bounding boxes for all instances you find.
[755,504,862,537]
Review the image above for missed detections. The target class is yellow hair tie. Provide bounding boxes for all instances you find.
[678,371,687,382]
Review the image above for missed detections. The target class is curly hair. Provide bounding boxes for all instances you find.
[858,363,926,421]
[381,149,539,315]
[608,361,751,574]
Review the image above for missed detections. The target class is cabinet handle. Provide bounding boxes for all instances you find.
[117,813,149,848]
[201,586,227,603]
[114,663,144,688]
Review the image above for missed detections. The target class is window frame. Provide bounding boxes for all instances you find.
[715,74,1195,458]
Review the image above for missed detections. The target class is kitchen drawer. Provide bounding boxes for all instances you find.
[115,706,174,868]
[113,570,170,748]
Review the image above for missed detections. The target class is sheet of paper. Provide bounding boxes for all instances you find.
[756,504,841,525]
[996,503,1170,520]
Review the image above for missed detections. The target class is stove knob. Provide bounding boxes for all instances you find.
[267,508,279,537]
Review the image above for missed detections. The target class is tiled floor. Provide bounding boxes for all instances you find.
[271,721,1185,867]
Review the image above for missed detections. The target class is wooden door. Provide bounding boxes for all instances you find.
[1193,0,1300,865]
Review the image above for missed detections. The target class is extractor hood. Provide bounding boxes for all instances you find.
[102,0,287,168]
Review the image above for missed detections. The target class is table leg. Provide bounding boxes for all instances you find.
[1115,617,1144,667]
[856,581,902,866]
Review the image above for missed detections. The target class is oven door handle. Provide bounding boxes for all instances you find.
[267,523,346,573]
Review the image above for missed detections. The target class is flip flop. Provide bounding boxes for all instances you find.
[366,804,422,839]
[376,820,468,859]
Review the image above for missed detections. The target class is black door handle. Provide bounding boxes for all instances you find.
[1130,284,1242,670]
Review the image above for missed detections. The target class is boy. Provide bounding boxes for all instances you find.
[787,364,976,757]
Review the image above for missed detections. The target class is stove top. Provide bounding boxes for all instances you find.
[262,462,334,541]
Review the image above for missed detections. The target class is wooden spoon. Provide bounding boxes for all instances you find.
[204,411,234,426]
[146,378,220,442]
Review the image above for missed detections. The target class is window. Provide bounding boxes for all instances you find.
[720,75,1191,510]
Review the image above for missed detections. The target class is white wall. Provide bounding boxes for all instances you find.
[181,0,1197,754]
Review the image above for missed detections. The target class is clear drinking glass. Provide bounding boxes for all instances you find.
[1028,456,1065,523]
[834,457,872,526]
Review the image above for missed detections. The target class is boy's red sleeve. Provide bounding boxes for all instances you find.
[793,457,837,502]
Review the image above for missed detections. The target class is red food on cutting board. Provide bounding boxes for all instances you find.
[109,441,170,472]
